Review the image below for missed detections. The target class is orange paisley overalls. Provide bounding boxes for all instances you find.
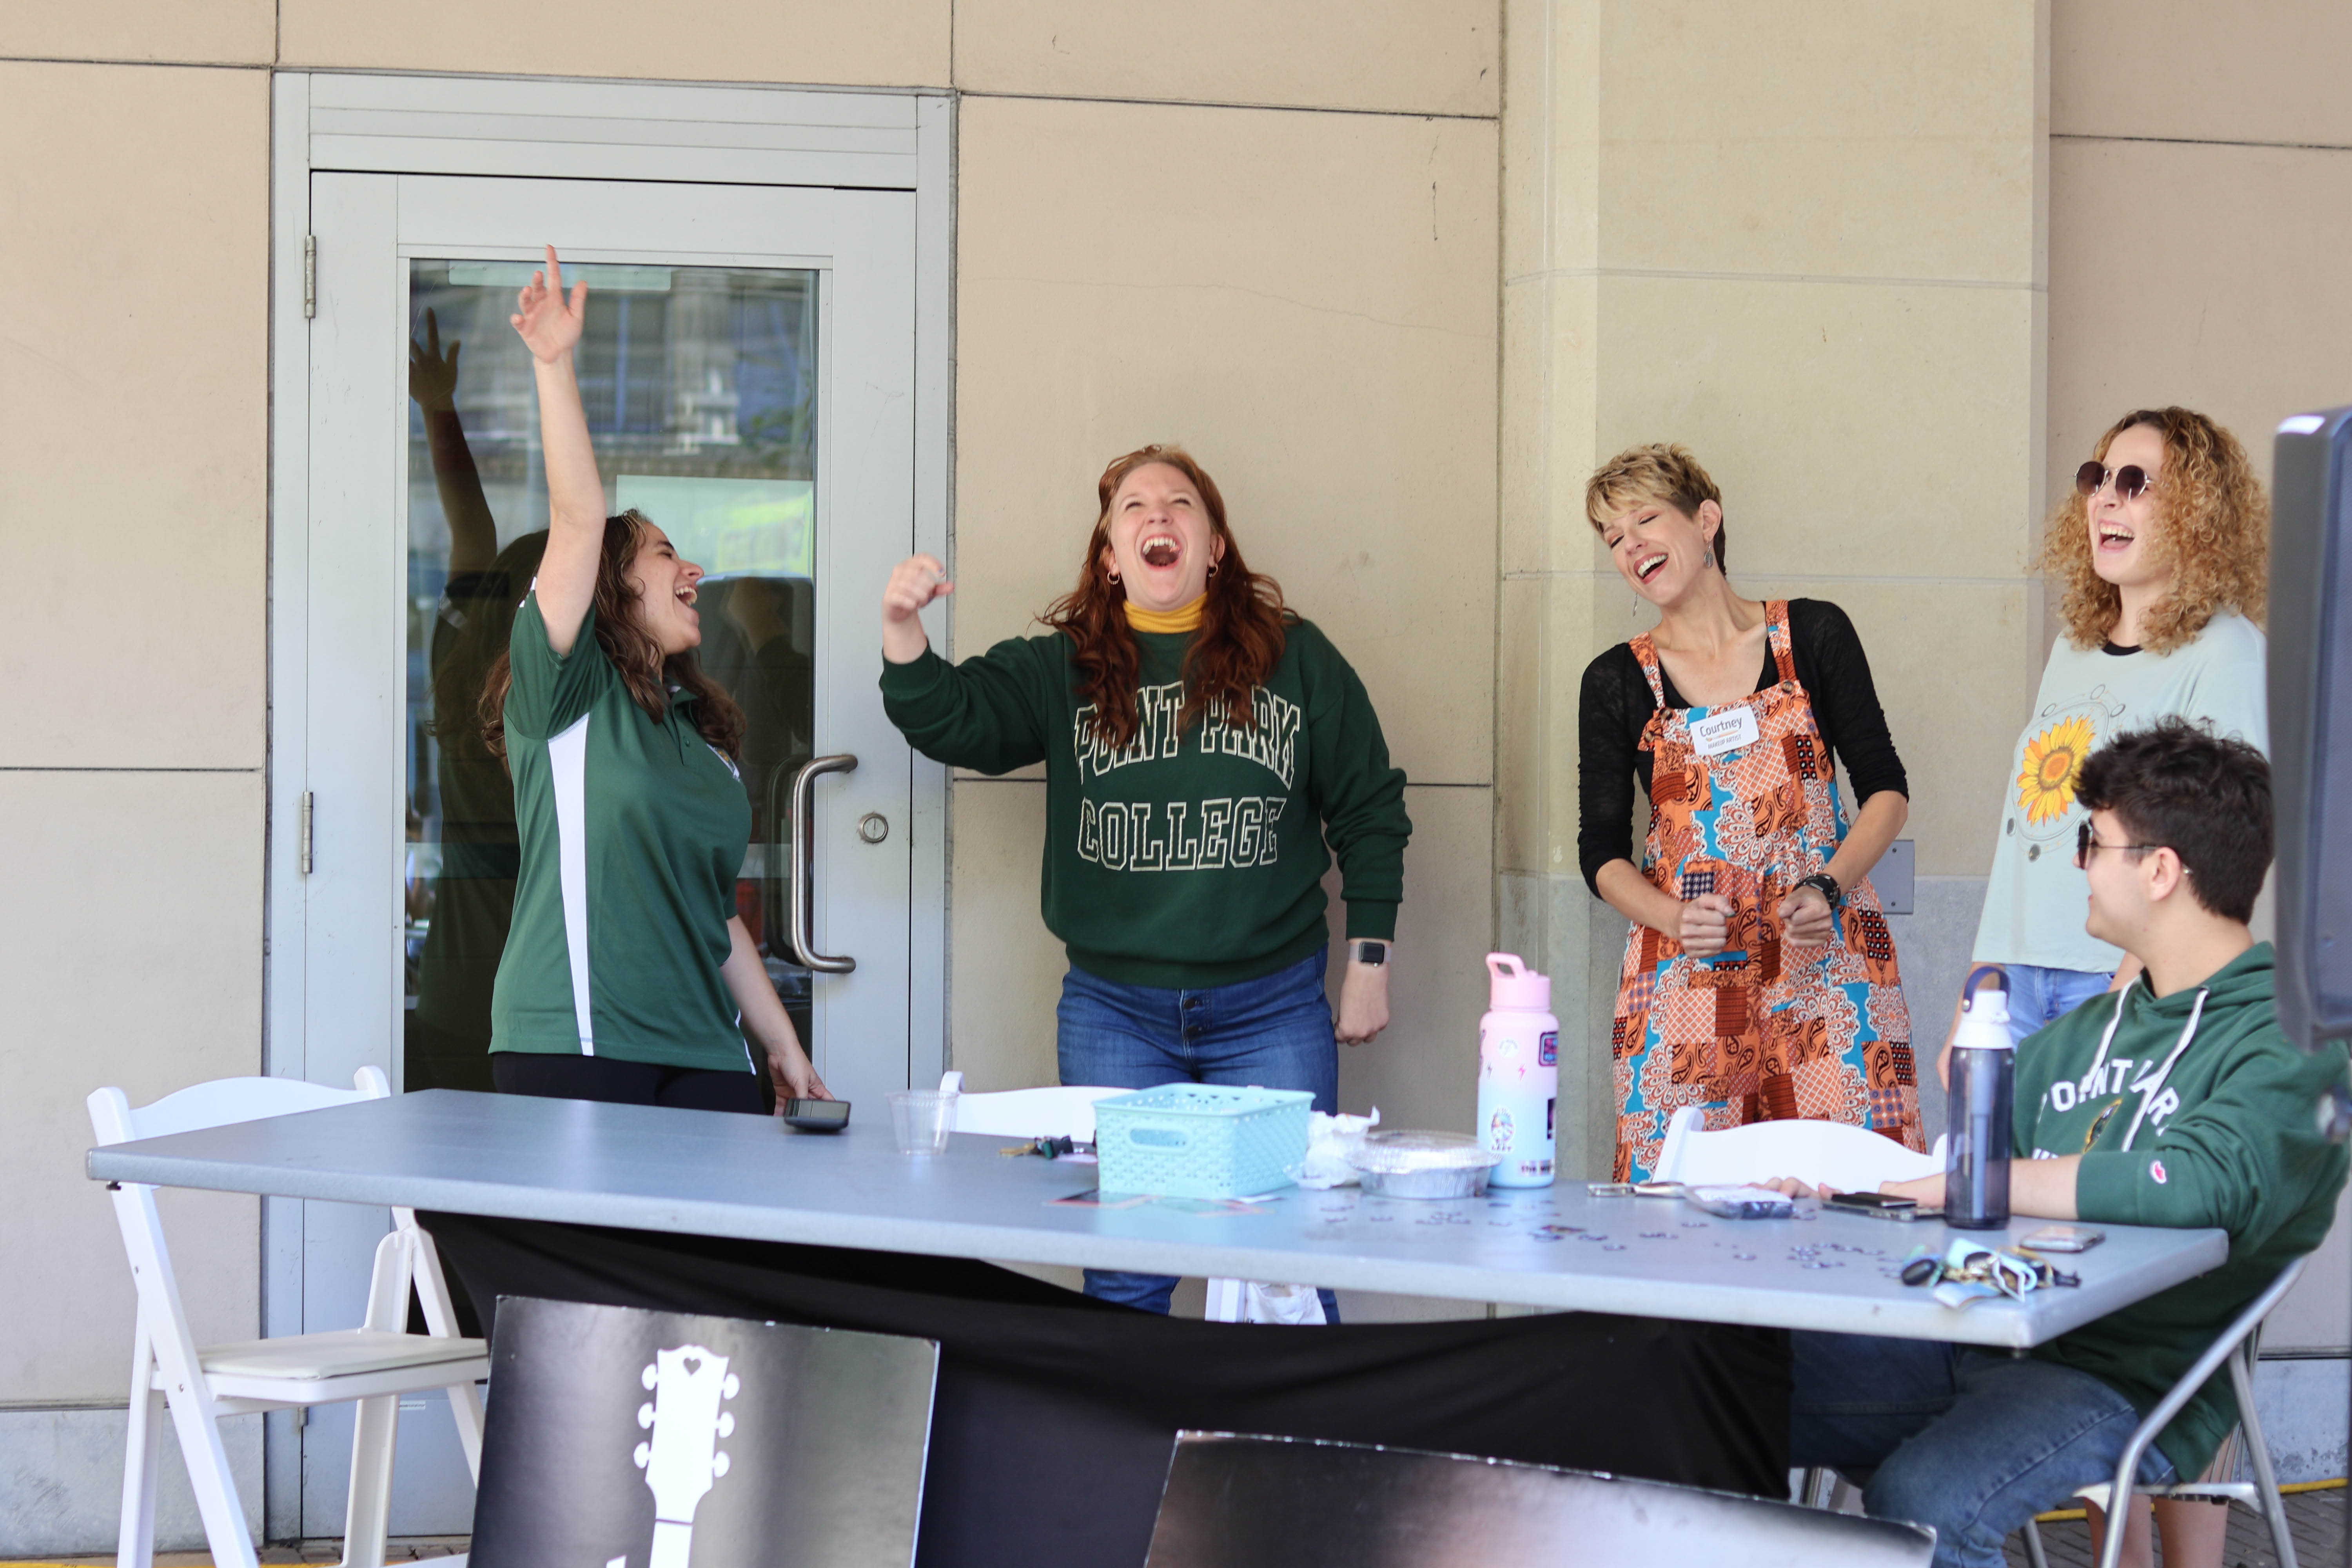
[1610,601,1921,1181]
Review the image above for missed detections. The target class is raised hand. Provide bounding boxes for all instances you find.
[510,243,587,365]
[881,554,951,664]
[408,307,462,410]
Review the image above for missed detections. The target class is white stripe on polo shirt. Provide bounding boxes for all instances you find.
[547,713,596,1055]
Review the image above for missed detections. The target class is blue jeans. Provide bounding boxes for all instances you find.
[1058,951,1340,1319]
[1791,1333,2176,1568]
[1998,964,2114,1046]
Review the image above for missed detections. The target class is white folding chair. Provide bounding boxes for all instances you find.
[1652,1104,1943,1192]
[90,1068,488,1568]
[936,1073,1278,1322]
[2019,1255,2307,1568]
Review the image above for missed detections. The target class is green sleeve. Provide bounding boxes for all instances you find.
[2074,1041,2348,1238]
[1296,624,1411,941]
[878,638,1055,776]
[503,594,616,742]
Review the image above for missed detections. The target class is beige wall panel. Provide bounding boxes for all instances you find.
[954,96,1499,786]
[0,0,273,64]
[1332,786,1494,1130]
[1593,276,2042,582]
[2053,0,2352,148]
[0,771,262,1399]
[952,0,1496,117]
[946,780,1065,1092]
[2049,137,2352,506]
[1602,2,2042,284]
[279,0,949,88]
[1499,273,1604,576]
[0,62,267,769]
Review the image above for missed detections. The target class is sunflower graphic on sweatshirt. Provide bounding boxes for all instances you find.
[2017,714,2096,826]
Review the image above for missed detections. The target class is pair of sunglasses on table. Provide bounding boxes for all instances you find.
[2074,820,2167,870]
[2076,459,2156,500]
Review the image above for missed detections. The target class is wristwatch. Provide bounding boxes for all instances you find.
[1795,872,1843,911]
[1348,940,1389,967]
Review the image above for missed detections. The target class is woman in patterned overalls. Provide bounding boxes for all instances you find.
[1577,445,1920,1181]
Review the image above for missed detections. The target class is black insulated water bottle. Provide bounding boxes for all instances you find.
[1944,965,2015,1230]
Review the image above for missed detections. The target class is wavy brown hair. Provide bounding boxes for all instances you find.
[1041,445,1295,749]
[2043,407,2268,654]
[481,510,746,761]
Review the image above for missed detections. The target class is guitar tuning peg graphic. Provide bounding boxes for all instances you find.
[721,1373,740,1399]
[641,1363,659,1390]
[711,1451,730,1478]
[633,1441,651,1469]
[717,1412,735,1437]
[638,1401,656,1428]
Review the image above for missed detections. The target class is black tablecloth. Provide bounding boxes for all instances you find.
[423,1212,1791,1568]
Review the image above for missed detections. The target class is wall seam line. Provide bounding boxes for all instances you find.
[958,87,1497,123]
[1507,265,2042,292]
[2054,131,2352,155]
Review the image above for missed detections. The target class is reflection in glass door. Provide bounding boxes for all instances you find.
[402,261,822,1096]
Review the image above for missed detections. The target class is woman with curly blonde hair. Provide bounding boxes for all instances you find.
[1971,407,2268,1036]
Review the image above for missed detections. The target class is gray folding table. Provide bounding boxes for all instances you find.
[86,1088,2226,1348]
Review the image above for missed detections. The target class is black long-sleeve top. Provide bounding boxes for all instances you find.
[1576,599,1907,897]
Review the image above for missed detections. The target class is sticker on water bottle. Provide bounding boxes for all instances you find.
[1538,1031,1557,1065]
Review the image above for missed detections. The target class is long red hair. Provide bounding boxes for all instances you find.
[1041,445,1294,749]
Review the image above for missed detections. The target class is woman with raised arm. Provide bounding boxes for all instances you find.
[483,246,827,1114]
[1579,444,1919,1183]
[878,445,1410,1316]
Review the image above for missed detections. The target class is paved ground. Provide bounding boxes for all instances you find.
[2005,1489,2344,1568]
[8,1491,2336,1564]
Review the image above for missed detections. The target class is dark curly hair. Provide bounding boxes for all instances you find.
[2076,717,2272,924]
[480,509,744,761]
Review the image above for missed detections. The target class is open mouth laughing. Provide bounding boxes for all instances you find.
[1140,532,1181,569]
[1634,550,1669,583]
[2095,522,2136,554]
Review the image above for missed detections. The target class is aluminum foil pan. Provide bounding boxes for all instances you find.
[1346,1130,1503,1200]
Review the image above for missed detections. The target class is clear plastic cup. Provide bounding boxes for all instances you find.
[888,1090,958,1155]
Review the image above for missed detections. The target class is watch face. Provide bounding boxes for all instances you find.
[1354,942,1387,966]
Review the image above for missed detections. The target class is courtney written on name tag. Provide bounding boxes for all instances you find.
[1688,705,1761,757]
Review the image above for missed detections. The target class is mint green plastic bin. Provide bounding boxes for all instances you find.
[1093,1083,1314,1199]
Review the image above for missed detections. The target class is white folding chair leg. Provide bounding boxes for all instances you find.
[401,1215,485,1480]
[1204,1278,1246,1323]
[117,1321,163,1568]
[2226,1341,2299,1568]
[2019,1516,2052,1568]
[340,1393,402,1568]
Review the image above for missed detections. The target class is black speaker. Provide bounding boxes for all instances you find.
[2269,406,2352,1050]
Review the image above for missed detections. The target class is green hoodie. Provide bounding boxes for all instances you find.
[880,621,1410,988]
[2014,943,2349,1479]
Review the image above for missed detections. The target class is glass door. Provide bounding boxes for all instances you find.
[296,171,918,1534]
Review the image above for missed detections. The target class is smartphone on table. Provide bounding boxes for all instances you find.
[2022,1225,2105,1253]
[1826,1191,1942,1221]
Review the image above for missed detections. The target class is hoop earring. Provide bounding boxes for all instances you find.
[1107,568,1121,585]
[1207,561,1219,577]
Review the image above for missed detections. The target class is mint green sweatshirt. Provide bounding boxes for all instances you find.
[2014,944,2349,1479]
[880,621,1410,988]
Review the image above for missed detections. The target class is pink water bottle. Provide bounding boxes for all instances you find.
[1477,953,1559,1187]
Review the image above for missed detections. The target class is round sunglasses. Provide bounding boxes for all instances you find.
[2076,460,2154,501]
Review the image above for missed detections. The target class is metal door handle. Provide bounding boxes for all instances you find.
[788,754,858,974]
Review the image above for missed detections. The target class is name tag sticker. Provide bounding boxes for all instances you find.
[1689,706,1761,757]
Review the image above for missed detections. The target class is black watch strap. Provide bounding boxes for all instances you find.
[1797,872,1843,910]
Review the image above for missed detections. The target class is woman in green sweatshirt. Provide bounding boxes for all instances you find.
[878,444,1412,1314]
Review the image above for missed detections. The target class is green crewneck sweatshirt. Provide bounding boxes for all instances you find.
[2014,943,2349,1479]
[880,621,1410,987]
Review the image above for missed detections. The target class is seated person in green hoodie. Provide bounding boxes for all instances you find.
[1781,719,2348,1568]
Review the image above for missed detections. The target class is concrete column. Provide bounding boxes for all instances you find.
[1498,0,2050,1176]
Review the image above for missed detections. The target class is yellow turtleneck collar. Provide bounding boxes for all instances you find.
[1123,596,1206,634]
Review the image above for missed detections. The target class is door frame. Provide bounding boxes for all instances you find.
[264,71,951,1536]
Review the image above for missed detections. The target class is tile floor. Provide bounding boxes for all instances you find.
[2004,1490,2344,1567]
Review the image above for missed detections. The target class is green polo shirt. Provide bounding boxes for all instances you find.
[489,593,756,1072]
